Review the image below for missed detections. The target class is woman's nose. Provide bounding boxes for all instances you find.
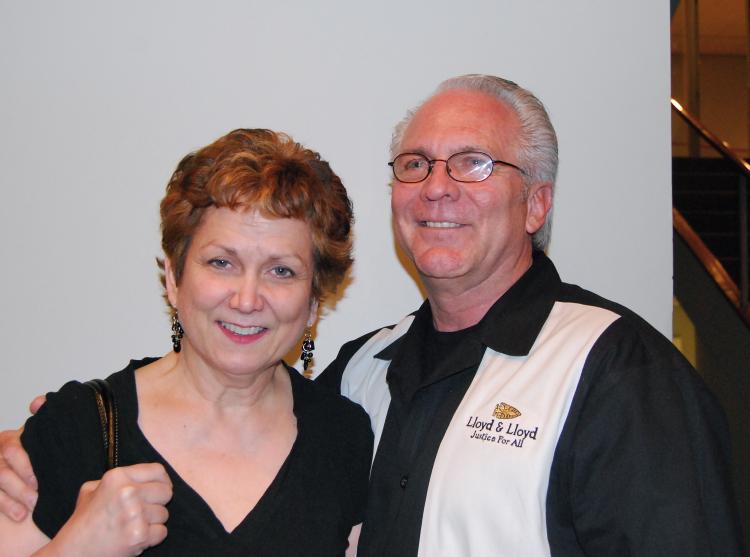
[229,276,264,312]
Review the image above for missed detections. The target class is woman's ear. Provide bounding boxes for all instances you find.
[307,299,320,328]
[164,258,179,310]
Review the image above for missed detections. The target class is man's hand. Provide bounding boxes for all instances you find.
[49,463,173,557]
[0,394,46,521]
[29,395,46,415]
[0,427,37,522]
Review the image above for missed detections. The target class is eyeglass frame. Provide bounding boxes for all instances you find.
[388,151,527,184]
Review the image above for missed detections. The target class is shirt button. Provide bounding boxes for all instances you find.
[400,475,409,489]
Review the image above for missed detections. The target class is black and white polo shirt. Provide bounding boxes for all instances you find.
[319,253,743,557]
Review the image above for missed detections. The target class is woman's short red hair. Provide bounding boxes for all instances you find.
[159,128,353,302]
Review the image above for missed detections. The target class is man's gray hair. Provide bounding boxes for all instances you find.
[390,74,559,251]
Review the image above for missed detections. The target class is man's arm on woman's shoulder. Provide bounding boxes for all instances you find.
[0,395,46,521]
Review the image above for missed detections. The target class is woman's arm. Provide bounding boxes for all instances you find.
[0,463,172,557]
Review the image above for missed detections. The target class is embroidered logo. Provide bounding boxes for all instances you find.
[464,404,540,449]
[493,402,521,420]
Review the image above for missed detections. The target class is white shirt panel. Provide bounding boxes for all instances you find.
[417,302,620,557]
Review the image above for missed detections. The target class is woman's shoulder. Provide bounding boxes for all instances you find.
[23,358,159,442]
[23,377,104,438]
[287,364,371,431]
[104,357,159,394]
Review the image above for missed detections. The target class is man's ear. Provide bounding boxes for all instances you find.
[525,182,553,235]
[164,258,179,310]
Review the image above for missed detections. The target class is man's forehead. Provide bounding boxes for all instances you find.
[400,89,521,155]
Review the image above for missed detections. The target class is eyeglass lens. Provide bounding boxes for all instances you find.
[391,152,495,183]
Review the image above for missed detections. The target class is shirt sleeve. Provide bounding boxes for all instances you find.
[315,328,385,393]
[21,380,107,539]
[547,319,745,556]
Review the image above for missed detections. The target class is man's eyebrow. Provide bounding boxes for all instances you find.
[454,144,486,152]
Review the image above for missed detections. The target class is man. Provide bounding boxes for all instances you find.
[318,75,744,555]
[0,75,745,555]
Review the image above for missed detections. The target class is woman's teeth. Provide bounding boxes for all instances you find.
[221,322,264,335]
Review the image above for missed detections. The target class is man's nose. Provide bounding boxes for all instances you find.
[420,160,460,201]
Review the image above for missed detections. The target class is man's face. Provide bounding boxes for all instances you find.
[391,89,549,294]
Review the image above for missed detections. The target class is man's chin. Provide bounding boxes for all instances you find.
[413,249,468,280]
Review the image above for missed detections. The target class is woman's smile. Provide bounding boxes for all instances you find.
[218,321,267,343]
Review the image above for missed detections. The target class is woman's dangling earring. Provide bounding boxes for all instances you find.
[171,313,184,353]
[301,327,315,376]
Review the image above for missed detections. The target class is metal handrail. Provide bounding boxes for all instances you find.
[671,98,749,314]
[671,99,750,174]
[673,209,750,329]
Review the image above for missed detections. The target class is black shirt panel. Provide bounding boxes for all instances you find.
[358,313,483,557]
[359,371,478,557]
[22,358,373,556]
[546,308,745,556]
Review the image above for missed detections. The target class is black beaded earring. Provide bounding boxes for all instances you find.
[171,313,184,353]
[301,328,315,373]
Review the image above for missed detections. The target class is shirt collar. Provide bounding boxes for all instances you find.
[476,251,560,356]
[374,252,560,396]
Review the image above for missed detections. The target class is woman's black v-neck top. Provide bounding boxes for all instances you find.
[21,358,373,556]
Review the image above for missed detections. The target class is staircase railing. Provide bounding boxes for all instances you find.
[671,98,749,318]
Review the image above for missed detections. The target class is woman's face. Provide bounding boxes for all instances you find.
[166,207,317,379]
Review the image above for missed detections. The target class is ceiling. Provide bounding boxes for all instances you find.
[671,0,747,55]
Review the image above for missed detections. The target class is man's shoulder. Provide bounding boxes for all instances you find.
[339,325,399,357]
[557,281,629,317]
[315,316,412,391]
[542,279,701,387]
[553,281,708,398]
[293,364,367,416]
[555,281,661,340]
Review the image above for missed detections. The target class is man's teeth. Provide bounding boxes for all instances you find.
[422,221,461,228]
[221,322,264,335]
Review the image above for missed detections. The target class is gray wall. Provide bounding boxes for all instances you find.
[0,0,672,428]
[674,234,750,548]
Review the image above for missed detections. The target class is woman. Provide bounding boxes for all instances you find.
[0,129,373,556]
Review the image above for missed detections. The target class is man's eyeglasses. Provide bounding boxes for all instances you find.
[388,151,526,184]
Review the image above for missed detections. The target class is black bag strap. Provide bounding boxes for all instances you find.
[84,378,119,470]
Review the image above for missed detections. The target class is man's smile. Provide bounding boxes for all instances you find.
[420,221,463,228]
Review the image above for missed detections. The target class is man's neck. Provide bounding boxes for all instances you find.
[423,251,534,332]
